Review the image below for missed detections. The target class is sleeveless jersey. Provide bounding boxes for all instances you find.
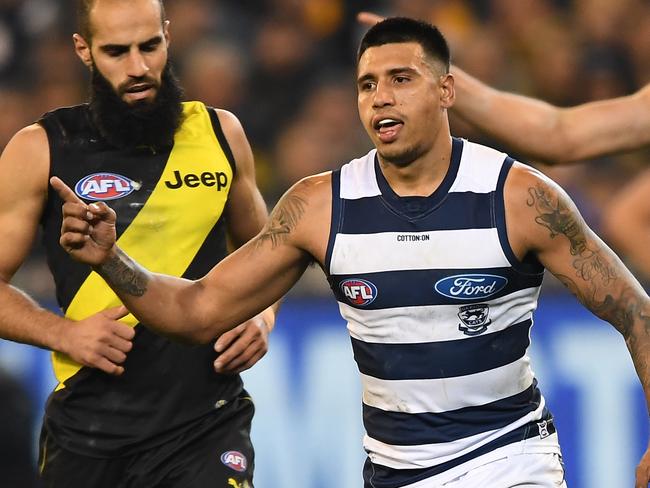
[39,101,240,456]
[326,138,560,487]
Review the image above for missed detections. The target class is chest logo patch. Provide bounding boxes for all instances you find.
[435,274,508,300]
[221,450,247,472]
[340,278,377,306]
[74,173,139,201]
[458,304,491,336]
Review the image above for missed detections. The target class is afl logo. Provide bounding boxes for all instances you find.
[220,450,247,472]
[340,279,377,306]
[435,274,508,300]
[74,173,138,201]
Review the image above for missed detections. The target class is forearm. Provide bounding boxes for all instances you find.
[453,68,650,164]
[93,247,215,342]
[0,281,69,351]
[592,279,650,413]
[452,67,568,163]
[557,254,650,411]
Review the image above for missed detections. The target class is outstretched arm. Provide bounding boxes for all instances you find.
[506,164,650,487]
[52,176,320,344]
[452,69,650,164]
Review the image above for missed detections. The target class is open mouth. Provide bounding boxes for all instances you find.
[373,117,404,142]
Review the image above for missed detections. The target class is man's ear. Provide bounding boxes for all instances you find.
[163,20,171,47]
[440,73,455,109]
[73,33,93,68]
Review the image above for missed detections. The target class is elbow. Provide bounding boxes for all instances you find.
[186,317,233,345]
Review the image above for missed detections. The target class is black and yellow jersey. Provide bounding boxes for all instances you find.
[39,101,241,456]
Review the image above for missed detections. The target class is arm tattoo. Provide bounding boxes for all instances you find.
[255,188,308,249]
[528,183,650,391]
[527,184,616,284]
[97,248,149,297]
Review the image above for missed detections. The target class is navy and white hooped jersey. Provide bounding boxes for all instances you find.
[325,138,561,488]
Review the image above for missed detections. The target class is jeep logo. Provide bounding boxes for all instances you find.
[164,170,229,190]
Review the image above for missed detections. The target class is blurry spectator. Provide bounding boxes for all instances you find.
[182,40,248,113]
[273,78,368,193]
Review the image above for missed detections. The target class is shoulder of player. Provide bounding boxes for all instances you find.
[504,161,581,248]
[1,123,50,190]
[289,171,332,208]
[272,172,332,232]
[210,108,253,174]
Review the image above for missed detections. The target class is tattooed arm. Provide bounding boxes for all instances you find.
[505,163,650,487]
[51,175,327,343]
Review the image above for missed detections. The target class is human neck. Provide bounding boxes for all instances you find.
[378,131,453,197]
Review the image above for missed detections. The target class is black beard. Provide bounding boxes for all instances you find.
[89,62,184,150]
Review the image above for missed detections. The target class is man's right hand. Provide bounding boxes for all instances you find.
[50,176,117,266]
[59,305,135,375]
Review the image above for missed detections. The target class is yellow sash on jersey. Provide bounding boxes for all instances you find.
[52,102,233,390]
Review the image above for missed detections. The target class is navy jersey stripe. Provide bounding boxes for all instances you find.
[339,191,494,234]
[351,319,531,380]
[363,381,540,445]
[363,408,555,488]
[325,169,342,272]
[329,267,543,310]
[494,157,544,274]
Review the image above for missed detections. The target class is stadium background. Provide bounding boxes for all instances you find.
[1,0,649,486]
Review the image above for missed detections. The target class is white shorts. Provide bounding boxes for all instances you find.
[398,433,566,488]
[440,452,566,488]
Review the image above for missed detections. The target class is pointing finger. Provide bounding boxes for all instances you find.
[50,176,84,204]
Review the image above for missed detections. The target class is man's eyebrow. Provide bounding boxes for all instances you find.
[357,66,419,84]
[357,73,375,85]
[387,66,418,76]
[98,35,163,52]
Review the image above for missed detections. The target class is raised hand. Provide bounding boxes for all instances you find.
[59,305,135,375]
[357,11,385,28]
[213,310,272,374]
[50,176,117,266]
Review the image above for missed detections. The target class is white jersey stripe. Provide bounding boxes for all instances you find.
[361,357,535,414]
[329,229,509,275]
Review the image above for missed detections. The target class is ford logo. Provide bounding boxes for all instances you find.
[434,274,508,300]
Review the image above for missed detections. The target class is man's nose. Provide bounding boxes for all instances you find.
[373,81,395,107]
[125,49,150,78]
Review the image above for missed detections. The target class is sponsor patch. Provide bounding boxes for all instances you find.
[458,304,491,336]
[435,274,508,300]
[340,279,377,306]
[74,173,139,201]
[221,450,247,472]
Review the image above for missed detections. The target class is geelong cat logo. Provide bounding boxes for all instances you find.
[220,451,247,472]
[340,279,377,306]
[435,274,508,300]
[74,173,138,201]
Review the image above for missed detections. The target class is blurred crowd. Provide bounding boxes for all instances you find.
[1,0,649,300]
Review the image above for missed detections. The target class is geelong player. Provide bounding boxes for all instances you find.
[54,18,650,488]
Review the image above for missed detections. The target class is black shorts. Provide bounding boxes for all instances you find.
[38,393,255,488]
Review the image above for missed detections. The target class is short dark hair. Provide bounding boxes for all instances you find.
[358,17,451,73]
[77,0,167,41]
